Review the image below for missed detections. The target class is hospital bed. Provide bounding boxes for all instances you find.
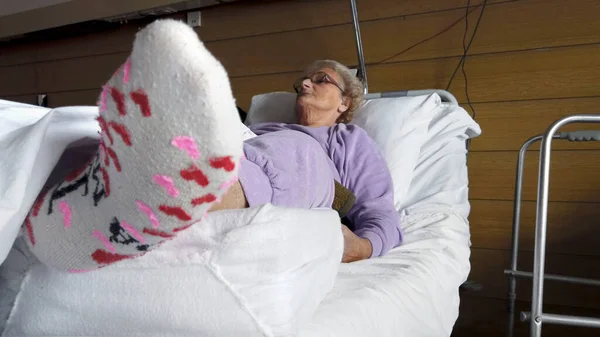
[0,1,481,336]
[0,90,480,337]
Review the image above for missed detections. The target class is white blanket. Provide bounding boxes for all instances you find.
[2,204,343,337]
[0,101,101,265]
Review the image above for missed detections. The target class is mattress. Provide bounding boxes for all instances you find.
[299,210,470,337]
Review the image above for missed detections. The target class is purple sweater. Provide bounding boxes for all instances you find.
[248,122,402,258]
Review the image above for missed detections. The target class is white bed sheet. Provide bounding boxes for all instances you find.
[299,210,470,337]
[296,98,478,337]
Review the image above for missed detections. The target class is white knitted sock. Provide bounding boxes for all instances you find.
[24,19,243,272]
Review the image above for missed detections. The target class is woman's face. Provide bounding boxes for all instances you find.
[295,68,349,127]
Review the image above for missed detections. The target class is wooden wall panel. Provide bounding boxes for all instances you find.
[0,52,127,96]
[0,64,36,96]
[225,43,600,109]
[209,0,600,77]
[4,42,600,108]
[46,89,100,107]
[36,53,126,94]
[2,0,600,107]
[468,150,600,202]
[0,25,139,67]
[0,0,517,68]
[369,44,600,103]
[469,200,600,256]
[197,0,506,42]
[469,248,600,310]
[208,0,600,75]
[2,89,99,107]
[1,94,37,105]
[467,98,600,152]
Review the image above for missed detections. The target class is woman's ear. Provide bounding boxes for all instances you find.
[338,96,350,113]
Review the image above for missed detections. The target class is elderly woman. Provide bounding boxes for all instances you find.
[212,60,402,263]
[24,19,401,271]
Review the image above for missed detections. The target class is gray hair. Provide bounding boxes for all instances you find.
[302,59,364,123]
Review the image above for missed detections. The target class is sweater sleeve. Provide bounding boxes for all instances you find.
[334,125,402,257]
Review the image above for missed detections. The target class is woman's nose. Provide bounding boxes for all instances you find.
[302,78,312,89]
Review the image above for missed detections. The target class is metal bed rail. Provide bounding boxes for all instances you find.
[504,115,600,337]
[365,90,459,106]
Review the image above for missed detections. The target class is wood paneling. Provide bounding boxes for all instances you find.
[467,98,600,152]
[468,150,600,202]
[0,25,140,67]
[3,0,600,78]
[0,0,510,68]
[369,44,600,104]
[46,89,100,107]
[195,0,508,42]
[386,0,600,63]
[1,91,100,107]
[227,43,600,109]
[3,1,600,109]
[36,53,126,94]
[1,94,37,105]
[0,64,36,97]
[469,199,600,256]
[206,0,600,77]
[0,52,127,96]
[469,248,600,310]
[452,296,600,337]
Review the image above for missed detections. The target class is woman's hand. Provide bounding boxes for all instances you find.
[341,224,373,263]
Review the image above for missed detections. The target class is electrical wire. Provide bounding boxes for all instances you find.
[372,6,481,65]
[367,1,489,152]
[444,0,488,151]
[446,0,489,117]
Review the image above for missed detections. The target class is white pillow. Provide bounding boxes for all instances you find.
[349,95,441,209]
[245,91,442,210]
[245,91,297,125]
[403,103,481,218]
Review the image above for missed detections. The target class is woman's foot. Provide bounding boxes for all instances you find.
[25,19,242,272]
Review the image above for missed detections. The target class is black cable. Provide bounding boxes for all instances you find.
[446,0,488,152]
[445,0,488,93]
[368,1,489,153]
[463,0,470,59]
[373,6,480,65]
[462,0,477,120]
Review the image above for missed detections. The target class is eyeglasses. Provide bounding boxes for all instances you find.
[293,71,345,94]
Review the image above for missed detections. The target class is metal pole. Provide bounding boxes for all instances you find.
[531,114,600,337]
[522,312,600,329]
[506,270,600,287]
[508,135,560,337]
[349,0,368,94]
[507,135,542,337]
